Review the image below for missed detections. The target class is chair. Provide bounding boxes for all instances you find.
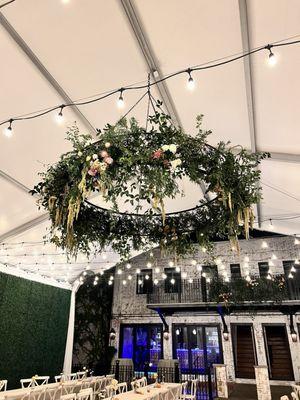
[20,379,35,388]
[117,382,127,393]
[77,388,93,400]
[77,371,88,380]
[0,380,7,391]
[131,380,140,391]
[64,374,77,381]
[60,394,77,400]
[140,377,147,387]
[291,393,299,400]
[80,379,91,391]
[93,377,106,400]
[34,377,50,386]
[180,382,188,400]
[182,379,198,400]
[55,375,64,383]
[46,386,63,400]
[105,386,116,398]
[61,382,76,396]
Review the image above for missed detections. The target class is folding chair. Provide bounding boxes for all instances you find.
[117,382,127,393]
[0,380,7,391]
[93,377,106,400]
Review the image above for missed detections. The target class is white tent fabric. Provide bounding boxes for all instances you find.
[0,0,300,286]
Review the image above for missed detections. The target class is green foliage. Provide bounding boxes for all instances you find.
[209,275,287,304]
[0,272,70,389]
[32,109,269,259]
[73,272,115,374]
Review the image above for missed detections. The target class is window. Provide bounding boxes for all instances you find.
[283,260,300,299]
[230,264,241,280]
[164,268,181,293]
[201,265,217,302]
[136,269,153,294]
[258,262,269,278]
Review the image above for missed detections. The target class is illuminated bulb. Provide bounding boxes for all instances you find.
[100,271,104,275]
[176,329,180,335]
[201,247,207,253]
[261,241,268,249]
[186,69,195,91]
[206,277,211,283]
[109,276,114,281]
[295,259,300,265]
[62,0,70,3]
[224,276,230,283]
[93,281,97,286]
[138,279,143,285]
[117,269,122,275]
[245,275,251,282]
[55,106,65,124]
[149,251,154,257]
[108,280,113,285]
[155,267,160,273]
[83,271,87,276]
[170,278,175,285]
[291,266,296,273]
[145,274,150,280]
[117,89,125,109]
[215,258,222,265]
[146,262,152,268]
[202,272,206,278]
[267,274,272,280]
[295,238,300,245]
[168,261,174,267]
[191,259,197,266]
[128,275,132,280]
[267,46,277,67]
[126,263,131,269]
[175,266,180,272]
[3,119,13,137]
[162,273,167,280]
[288,273,293,279]
[122,280,127,286]
[244,256,250,263]
[136,268,141,274]
[271,254,277,260]
[197,265,202,272]
[188,278,193,283]
[154,279,158,285]
[95,276,99,281]
[182,272,187,279]
[192,329,197,335]
[102,254,107,260]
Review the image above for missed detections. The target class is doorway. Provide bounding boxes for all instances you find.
[263,325,294,380]
[172,325,222,373]
[232,324,257,379]
[119,324,163,371]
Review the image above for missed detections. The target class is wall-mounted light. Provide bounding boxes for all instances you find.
[223,327,229,341]
[109,328,116,341]
[163,329,170,340]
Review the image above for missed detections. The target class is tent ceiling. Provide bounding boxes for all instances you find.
[0,0,300,286]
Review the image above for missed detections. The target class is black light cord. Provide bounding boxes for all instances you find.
[1,38,300,129]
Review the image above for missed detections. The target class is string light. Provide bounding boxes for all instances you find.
[266,44,277,66]
[168,261,174,267]
[186,68,195,91]
[291,266,296,273]
[55,105,65,124]
[108,280,113,285]
[154,278,158,285]
[271,253,277,260]
[295,237,300,245]
[3,119,13,138]
[182,272,187,279]
[188,278,193,283]
[126,263,131,269]
[146,262,152,268]
[170,278,175,285]
[244,256,250,263]
[261,241,268,249]
[155,267,160,273]
[175,266,180,272]
[191,260,197,266]
[117,89,125,109]
[117,269,122,275]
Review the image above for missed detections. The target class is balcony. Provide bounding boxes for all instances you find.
[147,275,300,313]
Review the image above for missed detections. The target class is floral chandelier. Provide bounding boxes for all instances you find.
[32,103,268,259]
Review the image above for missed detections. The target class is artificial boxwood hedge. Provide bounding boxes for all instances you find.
[0,272,71,389]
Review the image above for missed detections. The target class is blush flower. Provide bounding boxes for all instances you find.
[152,149,163,159]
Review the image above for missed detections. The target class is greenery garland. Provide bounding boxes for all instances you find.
[32,106,268,258]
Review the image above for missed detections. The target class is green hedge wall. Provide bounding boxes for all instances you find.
[0,272,71,389]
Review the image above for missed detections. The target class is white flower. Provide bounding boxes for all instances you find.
[78,151,83,157]
[162,144,170,152]
[169,144,177,153]
[105,142,111,148]
[86,156,91,162]
[170,159,182,169]
[92,154,98,160]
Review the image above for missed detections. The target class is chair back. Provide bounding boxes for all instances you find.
[46,385,62,400]
[105,386,116,398]
[34,376,50,386]
[77,388,93,400]
[80,379,91,391]
[117,382,127,393]
[20,378,35,388]
[64,373,77,381]
[93,377,106,396]
[190,379,198,397]
[61,382,76,396]
[0,380,7,391]
[181,381,188,396]
[140,377,147,387]
[55,375,64,383]
[77,371,88,380]
[131,380,140,391]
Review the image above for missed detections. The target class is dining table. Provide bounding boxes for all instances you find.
[110,382,182,400]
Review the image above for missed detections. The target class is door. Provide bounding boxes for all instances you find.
[264,325,294,380]
[120,324,163,371]
[173,325,222,373]
[232,325,257,378]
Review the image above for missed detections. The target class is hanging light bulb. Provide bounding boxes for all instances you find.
[267,274,272,280]
[55,105,65,124]
[146,262,152,268]
[155,267,160,273]
[175,266,181,273]
[261,241,268,249]
[288,272,294,279]
[154,278,158,285]
[128,274,132,280]
[271,253,277,260]
[117,89,125,109]
[108,280,113,285]
[186,68,195,91]
[188,278,193,283]
[168,261,174,267]
[294,237,300,245]
[145,274,150,280]
[3,119,13,138]
[244,256,250,263]
[266,45,277,67]
[291,266,296,273]
[182,272,187,279]
[170,278,175,285]
[126,263,131,269]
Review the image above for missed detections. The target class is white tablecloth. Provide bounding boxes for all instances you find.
[111,383,181,400]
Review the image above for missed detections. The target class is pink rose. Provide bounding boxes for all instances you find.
[100,150,108,158]
[152,149,163,159]
[88,168,97,176]
[104,157,113,165]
